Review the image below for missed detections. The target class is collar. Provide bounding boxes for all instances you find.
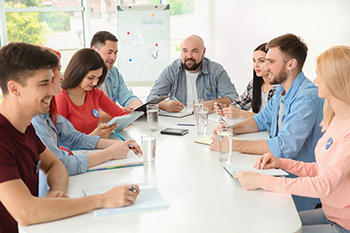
[279,71,306,104]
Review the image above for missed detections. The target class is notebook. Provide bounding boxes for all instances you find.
[72,150,143,172]
[159,108,193,118]
[208,115,245,126]
[134,96,169,112]
[224,165,289,176]
[194,135,241,145]
[82,182,169,217]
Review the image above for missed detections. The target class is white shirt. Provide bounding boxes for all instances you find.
[185,70,199,107]
[260,88,269,111]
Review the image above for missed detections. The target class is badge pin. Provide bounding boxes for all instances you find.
[326,137,333,150]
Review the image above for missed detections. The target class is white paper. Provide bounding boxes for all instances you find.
[82,182,169,217]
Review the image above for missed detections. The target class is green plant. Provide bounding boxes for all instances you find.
[5,2,49,44]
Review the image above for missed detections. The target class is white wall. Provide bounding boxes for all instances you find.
[212,0,350,93]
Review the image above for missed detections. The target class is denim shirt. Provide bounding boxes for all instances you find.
[32,113,100,175]
[100,66,138,106]
[253,71,324,162]
[147,57,238,104]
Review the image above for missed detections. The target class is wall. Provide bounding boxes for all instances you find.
[212,0,350,93]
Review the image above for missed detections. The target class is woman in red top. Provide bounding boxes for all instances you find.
[56,48,128,138]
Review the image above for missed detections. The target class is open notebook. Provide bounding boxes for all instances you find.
[82,182,169,217]
[224,165,289,176]
[195,135,241,146]
[208,115,245,127]
[72,150,143,172]
[159,108,193,118]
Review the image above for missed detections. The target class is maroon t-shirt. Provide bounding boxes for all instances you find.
[0,114,46,233]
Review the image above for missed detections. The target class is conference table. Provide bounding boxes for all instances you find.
[20,113,301,233]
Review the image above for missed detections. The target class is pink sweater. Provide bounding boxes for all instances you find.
[56,88,128,134]
[264,118,350,230]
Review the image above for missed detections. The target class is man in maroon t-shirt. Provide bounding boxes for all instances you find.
[0,43,140,233]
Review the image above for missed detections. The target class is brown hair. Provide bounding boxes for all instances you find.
[90,31,118,50]
[0,42,59,95]
[267,33,308,72]
[62,48,107,89]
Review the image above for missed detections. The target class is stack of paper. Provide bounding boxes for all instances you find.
[82,182,169,217]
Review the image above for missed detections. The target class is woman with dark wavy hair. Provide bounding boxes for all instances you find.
[215,43,277,119]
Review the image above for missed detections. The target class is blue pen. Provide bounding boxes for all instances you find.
[207,93,215,97]
[216,103,223,110]
[225,124,234,130]
[112,131,135,149]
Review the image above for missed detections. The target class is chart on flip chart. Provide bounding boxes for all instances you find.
[117,4,170,86]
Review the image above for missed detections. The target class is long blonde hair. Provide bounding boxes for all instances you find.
[317,45,350,131]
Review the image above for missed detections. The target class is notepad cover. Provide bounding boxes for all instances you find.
[160,128,189,136]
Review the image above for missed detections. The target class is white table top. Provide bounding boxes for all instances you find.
[20,114,301,233]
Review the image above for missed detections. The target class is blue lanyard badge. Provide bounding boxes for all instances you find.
[35,160,41,174]
[92,109,99,118]
[325,138,333,150]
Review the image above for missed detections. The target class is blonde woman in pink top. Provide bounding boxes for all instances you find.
[232,45,350,233]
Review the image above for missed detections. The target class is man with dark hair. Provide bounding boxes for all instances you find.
[210,33,324,211]
[91,31,143,121]
[147,34,238,113]
[0,42,139,232]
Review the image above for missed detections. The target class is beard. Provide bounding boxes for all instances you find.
[181,58,202,71]
[269,64,288,85]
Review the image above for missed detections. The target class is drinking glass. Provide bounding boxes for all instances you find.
[196,107,208,135]
[217,128,233,162]
[147,104,159,132]
[141,133,157,164]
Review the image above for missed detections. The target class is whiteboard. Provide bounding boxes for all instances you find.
[117,4,170,87]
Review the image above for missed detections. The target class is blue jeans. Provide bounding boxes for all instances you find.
[300,208,350,233]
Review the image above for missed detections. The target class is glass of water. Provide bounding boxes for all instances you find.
[196,107,208,135]
[217,128,233,162]
[141,133,156,164]
[193,98,203,118]
[146,104,159,132]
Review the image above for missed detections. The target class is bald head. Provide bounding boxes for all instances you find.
[180,35,206,73]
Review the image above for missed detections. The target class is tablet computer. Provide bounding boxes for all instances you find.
[107,112,144,131]
[134,96,170,112]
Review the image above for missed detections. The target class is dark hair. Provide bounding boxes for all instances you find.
[62,48,107,89]
[0,42,59,95]
[267,33,308,72]
[251,43,268,113]
[90,31,118,50]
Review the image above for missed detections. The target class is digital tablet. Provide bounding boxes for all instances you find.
[107,112,144,131]
[134,96,170,112]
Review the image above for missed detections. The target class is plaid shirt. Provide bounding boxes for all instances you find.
[232,80,278,111]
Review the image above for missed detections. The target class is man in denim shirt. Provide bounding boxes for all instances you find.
[91,31,143,121]
[147,35,238,113]
[211,33,324,211]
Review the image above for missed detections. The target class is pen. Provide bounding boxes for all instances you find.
[177,123,195,126]
[225,125,234,130]
[207,93,215,97]
[216,103,223,110]
[172,96,181,102]
[129,184,137,192]
[112,131,135,149]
